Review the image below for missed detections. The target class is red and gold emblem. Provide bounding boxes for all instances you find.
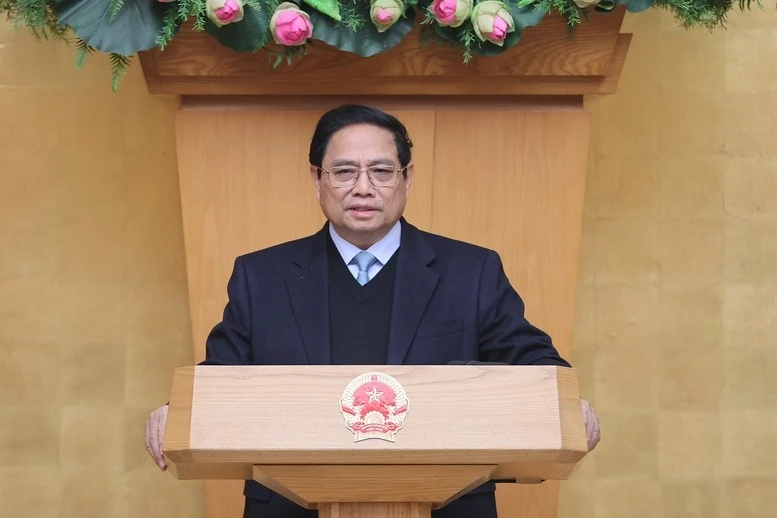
[340,372,409,442]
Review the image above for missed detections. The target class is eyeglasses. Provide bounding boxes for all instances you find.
[318,165,406,188]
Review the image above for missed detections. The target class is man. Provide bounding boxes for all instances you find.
[145,104,600,518]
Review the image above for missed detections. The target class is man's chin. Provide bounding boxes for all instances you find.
[340,219,384,237]
[348,223,380,235]
[343,211,381,227]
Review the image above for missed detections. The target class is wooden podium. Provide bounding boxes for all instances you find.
[162,364,589,518]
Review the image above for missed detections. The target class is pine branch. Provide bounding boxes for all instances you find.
[192,0,207,30]
[109,0,125,21]
[109,53,132,92]
[340,4,365,30]
[156,5,180,49]
[738,0,763,8]
[75,37,95,68]
[193,10,206,30]
[518,0,581,26]
[653,0,737,27]
[268,44,307,69]
[2,0,68,40]
[459,28,475,64]
[182,0,194,21]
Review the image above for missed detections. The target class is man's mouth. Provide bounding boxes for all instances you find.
[348,206,378,217]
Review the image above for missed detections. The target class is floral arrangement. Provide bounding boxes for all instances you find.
[0,0,766,90]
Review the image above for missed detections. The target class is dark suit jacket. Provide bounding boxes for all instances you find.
[201,218,570,516]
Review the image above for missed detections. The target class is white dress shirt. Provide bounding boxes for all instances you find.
[328,220,401,281]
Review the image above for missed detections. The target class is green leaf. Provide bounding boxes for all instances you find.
[307,4,415,57]
[594,0,616,9]
[303,0,342,21]
[623,0,654,12]
[510,3,546,29]
[54,0,169,55]
[203,5,270,52]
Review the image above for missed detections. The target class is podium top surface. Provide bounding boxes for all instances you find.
[164,365,587,468]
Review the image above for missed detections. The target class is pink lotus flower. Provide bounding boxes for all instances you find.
[470,1,514,46]
[430,0,472,28]
[270,2,314,46]
[206,0,245,27]
[370,0,404,32]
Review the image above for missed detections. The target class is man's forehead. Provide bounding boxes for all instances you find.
[324,126,399,161]
[328,124,395,142]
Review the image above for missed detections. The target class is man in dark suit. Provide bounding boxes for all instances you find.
[145,104,601,518]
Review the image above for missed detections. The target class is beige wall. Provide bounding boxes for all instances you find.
[0,24,205,517]
[1,8,775,518]
[560,8,777,518]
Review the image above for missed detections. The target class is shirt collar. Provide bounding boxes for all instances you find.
[328,219,402,266]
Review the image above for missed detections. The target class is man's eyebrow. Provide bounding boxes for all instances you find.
[330,158,397,167]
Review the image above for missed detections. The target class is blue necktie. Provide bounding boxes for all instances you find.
[353,251,378,286]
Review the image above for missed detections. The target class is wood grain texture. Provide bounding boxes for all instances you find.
[164,365,194,466]
[138,11,629,96]
[428,108,590,518]
[429,109,590,361]
[497,482,562,518]
[179,95,585,111]
[174,109,327,365]
[252,464,495,507]
[163,365,587,473]
[319,503,432,518]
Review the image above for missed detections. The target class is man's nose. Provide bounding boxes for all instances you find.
[351,170,374,194]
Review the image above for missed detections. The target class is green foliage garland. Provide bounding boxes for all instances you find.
[0,0,771,90]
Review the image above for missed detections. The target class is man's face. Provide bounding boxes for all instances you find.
[310,123,413,249]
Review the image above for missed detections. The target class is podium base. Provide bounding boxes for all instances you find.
[318,503,432,518]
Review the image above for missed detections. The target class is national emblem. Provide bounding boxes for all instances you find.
[339,372,409,442]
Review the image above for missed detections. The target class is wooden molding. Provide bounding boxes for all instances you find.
[319,503,433,518]
[252,465,496,508]
[138,9,630,96]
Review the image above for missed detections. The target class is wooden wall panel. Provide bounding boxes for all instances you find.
[173,102,588,518]
[430,108,590,518]
[175,109,326,518]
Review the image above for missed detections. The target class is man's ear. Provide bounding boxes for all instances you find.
[404,162,414,196]
[310,165,321,202]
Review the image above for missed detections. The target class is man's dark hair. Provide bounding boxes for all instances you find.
[308,104,413,172]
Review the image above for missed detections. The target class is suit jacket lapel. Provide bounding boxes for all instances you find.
[386,220,439,364]
[285,225,331,365]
